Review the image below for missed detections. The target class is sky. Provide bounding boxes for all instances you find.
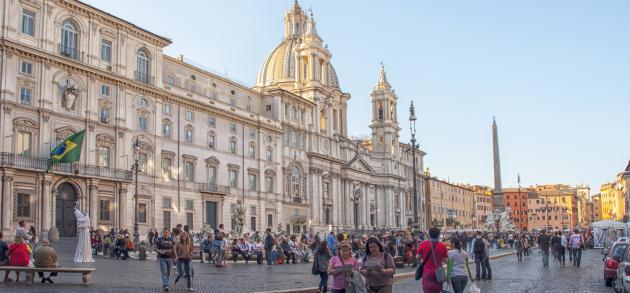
[83,0,630,194]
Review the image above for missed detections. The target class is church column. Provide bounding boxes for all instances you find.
[384,186,391,228]
[345,180,352,227]
[2,173,14,231]
[361,183,368,228]
[119,186,128,230]
[88,179,99,228]
[327,107,333,136]
[41,175,53,237]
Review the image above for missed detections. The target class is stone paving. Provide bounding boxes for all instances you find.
[396,248,614,293]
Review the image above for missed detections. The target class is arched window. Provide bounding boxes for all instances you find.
[291,166,301,198]
[136,50,150,84]
[162,120,172,139]
[60,20,78,59]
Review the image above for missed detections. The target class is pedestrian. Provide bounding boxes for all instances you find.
[471,231,486,280]
[417,227,448,293]
[15,221,31,242]
[361,237,395,293]
[264,228,275,265]
[523,234,530,258]
[538,229,551,268]
[569,229,584,267]
[253,238,264,264]
[314,240,332,293]
[0,232,8,267]
[447,237,469,293]
[5,235,31,282]
[174,232,194,291]
[238,237,252,264]
[328,241,360,293]
[481,234,492,280]
[514,234,523,262]
[556,231,566,267]
[327,232,337,256]
[551,231,560,261]
[155,228,175,292]
[148,229,155,247]
[33,240,59,283]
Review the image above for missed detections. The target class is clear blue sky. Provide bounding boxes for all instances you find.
[84,0,630,194]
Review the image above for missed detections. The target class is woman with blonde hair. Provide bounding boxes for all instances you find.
[174,232,194,291]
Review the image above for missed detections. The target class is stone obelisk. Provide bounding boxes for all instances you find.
[492,116,504,212]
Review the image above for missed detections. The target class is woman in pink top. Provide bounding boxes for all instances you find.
[328,241,359,293]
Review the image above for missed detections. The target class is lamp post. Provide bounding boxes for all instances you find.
[132,137,140,245]
[353,188,361,234]
[409,101,418,229]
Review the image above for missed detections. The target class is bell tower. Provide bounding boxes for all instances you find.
[370,63,400,164]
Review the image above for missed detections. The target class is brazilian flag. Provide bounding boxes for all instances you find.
[48,129,85,170]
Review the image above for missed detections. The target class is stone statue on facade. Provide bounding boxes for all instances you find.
[62,80,79,111]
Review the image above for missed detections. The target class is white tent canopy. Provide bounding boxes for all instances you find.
[592,220,627,248]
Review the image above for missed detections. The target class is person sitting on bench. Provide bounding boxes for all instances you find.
[33,240,59,283]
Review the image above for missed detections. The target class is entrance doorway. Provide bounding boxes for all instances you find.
[56,183,78,237]
[205,201,217,229]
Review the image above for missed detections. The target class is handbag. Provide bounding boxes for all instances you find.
[311,253,319,275]
[429,240,447,283]
[415,241,437,281]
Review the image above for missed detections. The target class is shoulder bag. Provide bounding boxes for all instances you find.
[429,240,447,283]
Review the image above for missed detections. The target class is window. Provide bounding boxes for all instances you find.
[230,122,237,133]
[167,76,175,85]
[186,212,194,229]
[163,103,171,114]
[138,116,147,132]
[98,146,110,168]
[138,203,147,223]
[265,176,273,193]
[138,153,148,174]
[139,98,148,107]
[16,131,32,156]
[16,193,31,218]
[229,169,238,188]
[230,139,237,154]
[291,130,297,147]
[186,199,194,210]
[20,87,32,106]
[184,161,194,182]
[249,129,256,138]
[20,61,33,75]
[100,85,110,96]
[248,144,256,158]
[266,148,272,161]
[163,198,172,209]
[162,158,172,179]
[291,166,301,198]
[98,200,110,222]
[208,117,216,127]
[136,50,150,83]
[267,214,273,228]
[101,39,112,62]
[185,111,193,121]
[249,174,257,191]
[60,21,78,59]
[323,182,330,199]
[100,107,110,123]
[266,105,272,111]
[185,128,193,143]
[207,167,216,185]
[163,210,171,230]
[21,10,35,36]
[207,134,215,149]
[162,123,171,139]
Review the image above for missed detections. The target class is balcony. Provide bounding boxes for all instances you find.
[290,214,307,223]
[0,152,132,181]
[292,197,304,204]
[58,43,82,61]
[134,71,154,85]
[198,183,229,194]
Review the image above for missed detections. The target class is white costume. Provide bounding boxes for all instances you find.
[74,207,94,263]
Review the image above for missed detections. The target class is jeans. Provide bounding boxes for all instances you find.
[541,250,549,267]
[484,256,492,279]
[176,259,192,288]
[265,249,273,265]
[158,258,172,288]
[450,275,468,293]
[557,246,566,265]
[318,272,328,292]
[572,248,582,266]
[474,253,487,279]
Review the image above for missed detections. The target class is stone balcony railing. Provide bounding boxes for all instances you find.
[198,183,230,194]
[0,152,132,181]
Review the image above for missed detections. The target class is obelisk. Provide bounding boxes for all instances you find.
[492,116,504,212]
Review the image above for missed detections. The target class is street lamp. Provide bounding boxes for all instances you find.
[353,188,361,234]
[132,136,141,245]
[409,101,419,229]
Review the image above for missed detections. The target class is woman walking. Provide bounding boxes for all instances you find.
[514,235,523,262]
[447,238,469,293]
[557,231,566,267]
[315,240,332,293]
[328,241,359,293]
[417,227,448,293]
[361,237,396,293]
[174,232,194,291]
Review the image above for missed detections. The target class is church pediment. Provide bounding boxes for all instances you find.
[343,156,374,174]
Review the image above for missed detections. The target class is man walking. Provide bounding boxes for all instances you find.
[472,231,488,280]
[264,228,274,265]
[569,229,584,267]
[538,229,551,267]
[327,232,337,256]
[155,229,175,292]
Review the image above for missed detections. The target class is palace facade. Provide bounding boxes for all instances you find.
[0,1,427,239]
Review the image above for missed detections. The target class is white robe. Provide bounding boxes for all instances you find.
[74,208,94,263]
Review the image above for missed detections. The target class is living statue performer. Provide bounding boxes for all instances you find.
[74,201,94,263]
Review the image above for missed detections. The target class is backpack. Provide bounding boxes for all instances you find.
[473,238,485,254]
[212,239,223,249]
[570,235,582,249]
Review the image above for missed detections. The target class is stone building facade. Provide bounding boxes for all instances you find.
[425,175,474,229]
[0,1,427,239]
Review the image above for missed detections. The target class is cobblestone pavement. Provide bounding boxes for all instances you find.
[395,248,614,293]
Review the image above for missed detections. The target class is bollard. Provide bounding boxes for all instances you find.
[138,242,147,261]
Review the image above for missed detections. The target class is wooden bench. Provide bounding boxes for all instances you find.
[0,266,96,285]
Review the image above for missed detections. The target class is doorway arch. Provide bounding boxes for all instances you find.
[56,182,78,237]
